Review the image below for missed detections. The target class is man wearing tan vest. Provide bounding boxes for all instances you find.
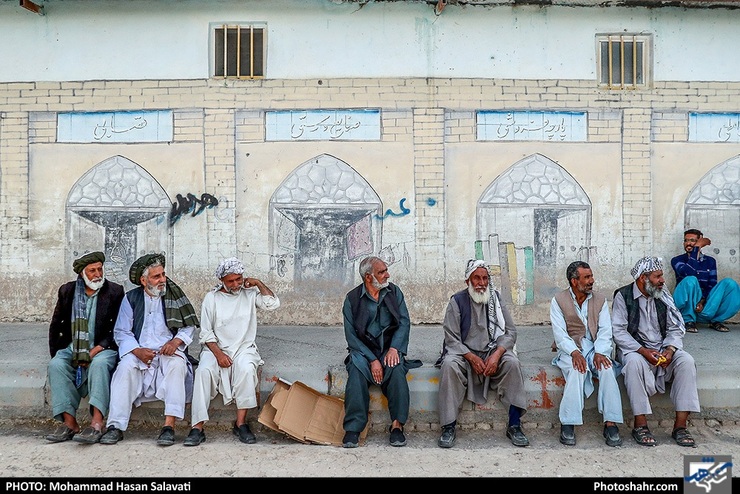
[550,261,624,447]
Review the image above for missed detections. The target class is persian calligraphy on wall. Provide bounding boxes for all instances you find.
[689,113,740,143]
[57,110,173,143]
[477,111,587,142]
[265,109,381,141]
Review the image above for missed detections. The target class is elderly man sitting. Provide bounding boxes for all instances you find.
[46,251,124,443]
[184,257,280,446]
[100,253,199,446]
[611,256,700,447]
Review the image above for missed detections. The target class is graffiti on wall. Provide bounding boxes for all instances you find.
[375,198,411,220]
[169,192,219,226]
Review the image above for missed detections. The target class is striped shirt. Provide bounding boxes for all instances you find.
[670,249,717,299]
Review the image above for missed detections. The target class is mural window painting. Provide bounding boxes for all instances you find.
[213,24,265,79]
[596,34,652,90]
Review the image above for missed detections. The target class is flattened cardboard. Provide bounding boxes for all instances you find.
[258,379,368,447]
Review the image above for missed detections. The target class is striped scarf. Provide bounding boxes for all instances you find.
[164,278,200,330]
[71,277,92,368]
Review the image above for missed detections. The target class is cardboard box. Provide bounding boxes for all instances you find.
[258,378,368,446]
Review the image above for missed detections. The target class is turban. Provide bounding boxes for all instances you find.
[464,259,488,281]
[630,256,664,280]
[215,257,245,280]
[129,253,166,284]
[73,251,105,274]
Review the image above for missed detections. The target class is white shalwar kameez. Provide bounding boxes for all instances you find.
[191,286,280,425]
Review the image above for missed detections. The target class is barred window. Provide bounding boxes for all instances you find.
[212,24,265,79]
[596,34,652,90]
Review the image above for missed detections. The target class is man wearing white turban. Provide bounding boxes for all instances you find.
[435,259,529,448]
[183,257,280,446]
[611,256,700,448]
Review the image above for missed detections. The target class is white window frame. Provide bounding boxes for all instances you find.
[210,23,267,79]
[596,33,652,90]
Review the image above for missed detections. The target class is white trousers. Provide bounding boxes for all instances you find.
[106,352,189,430]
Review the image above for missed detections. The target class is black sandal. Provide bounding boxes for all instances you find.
[631,426,657,446]
[672,427,696,447]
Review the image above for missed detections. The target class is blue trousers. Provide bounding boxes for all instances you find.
[673,276,740,324]
[48,347,117,421]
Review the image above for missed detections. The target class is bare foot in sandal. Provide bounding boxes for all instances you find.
[672,427,696,447]
[631,425,657,446]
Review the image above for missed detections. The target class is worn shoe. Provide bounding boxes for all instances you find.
[559,424,576,446]
[73,426,103,444]
[342,431,360,448]
[389,426,406,447]
[99,426,124,445]
[45,424,78,443]
[438,425,456,448]
[233,423,257,444]
[685,321,698,333]
[603,424,623,447]
[506,424,530,447]
[156,426,175,446]
[183,427,206,447]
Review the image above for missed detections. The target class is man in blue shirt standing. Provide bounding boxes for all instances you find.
[670,228,740,333]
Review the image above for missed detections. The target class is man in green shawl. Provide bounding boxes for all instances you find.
[100,253,200,447]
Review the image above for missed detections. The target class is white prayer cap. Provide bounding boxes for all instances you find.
[630,256,664,280]
[465,259,488,281]
[215,257,245,280]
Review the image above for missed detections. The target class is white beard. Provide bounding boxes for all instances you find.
[82,270,104,291]
[467,284,491,305]
[372,277,389,290]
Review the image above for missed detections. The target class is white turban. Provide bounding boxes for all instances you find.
[630,256,664,280]
[465,259,488,281]
[215,257,245,280]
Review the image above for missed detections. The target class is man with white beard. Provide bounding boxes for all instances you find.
[612,256,701,447]
[340,256,422,448]
[100,253,199,446]
[46,251,124,443]
[435,259,529,448]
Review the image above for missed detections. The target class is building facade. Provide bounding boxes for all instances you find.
[1,0,740,324]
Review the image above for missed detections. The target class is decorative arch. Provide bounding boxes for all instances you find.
[477,153,592,304]
[67,155,171,288]
[684,154,740,273]
[270,154,382,286]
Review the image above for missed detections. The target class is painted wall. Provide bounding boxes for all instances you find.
[1,0,740,82]
[1,0,740,326]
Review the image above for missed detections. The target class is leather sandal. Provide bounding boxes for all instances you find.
[672,427,696,447]
[710,322,730,333]
[631,426,657,446]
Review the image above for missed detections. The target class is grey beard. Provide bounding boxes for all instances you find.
[146,283,167,298]
[644,280,664,299]
[467,284,491,305]
[372,277,389,290]
[82,271,104,291]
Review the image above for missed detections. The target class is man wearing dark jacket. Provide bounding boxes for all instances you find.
[46,251,124,444]
[341,256,421,448]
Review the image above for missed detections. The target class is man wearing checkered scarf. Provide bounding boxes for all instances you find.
[436,259,529,449]
[611,256,701,448]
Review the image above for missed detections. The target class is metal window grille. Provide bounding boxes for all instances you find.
[214,25,265,79]
[599,35,646,90]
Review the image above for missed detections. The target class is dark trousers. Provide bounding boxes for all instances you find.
[343,361,410,432]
